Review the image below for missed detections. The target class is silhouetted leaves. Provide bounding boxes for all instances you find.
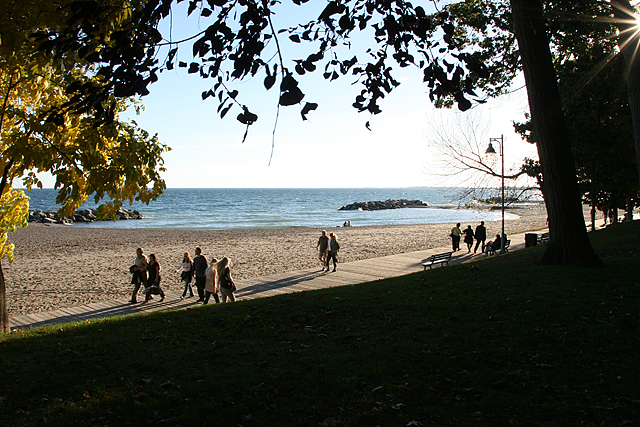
[201,90,214,100]
[319,1,346,27]
[39,0,498,132]
[220,103,232,118]
[188,0,198,16]
[300,102,317,121]
[264,74,276,90]
[237,108,258,125]
[279,73,304,106]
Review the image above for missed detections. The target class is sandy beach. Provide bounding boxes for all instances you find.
[4,204,553,317]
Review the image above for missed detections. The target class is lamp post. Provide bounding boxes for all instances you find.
[486,135,505,254]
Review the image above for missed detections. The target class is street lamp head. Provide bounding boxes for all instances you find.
[485,142,496,154]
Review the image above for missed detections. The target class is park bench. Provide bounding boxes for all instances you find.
[486,239,511,256]
[538,233,550,244]
[422,252,453,270]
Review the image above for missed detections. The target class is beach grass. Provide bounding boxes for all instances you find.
[1,222,639,426]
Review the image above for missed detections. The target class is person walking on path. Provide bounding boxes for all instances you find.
[130,248,148,304]
[463,225,475,252]
[474,221,487,253]
[316,230,329,268]
[192,247,208,302]
[217,257,236,303]
[326,232,340,272]
[450,223,462,251]
[142,254,165,304]
[177,252,194,299]
[203,257,220,304]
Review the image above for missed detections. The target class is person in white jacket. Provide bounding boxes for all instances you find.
[177,252,194,299]
[203,257,220,304]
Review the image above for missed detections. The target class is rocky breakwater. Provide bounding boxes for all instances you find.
[339,199,429,211]
[28,208,143,224]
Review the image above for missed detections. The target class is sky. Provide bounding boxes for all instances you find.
[39,1,539,189]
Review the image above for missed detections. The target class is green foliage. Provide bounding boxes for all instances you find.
[511,1,639,211]
[559,39,638,209]
[444,0,519,98]
[1,222,639,425]
[0,0,170,224]
[0,0,170,332]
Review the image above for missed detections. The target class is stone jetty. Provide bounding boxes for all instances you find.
[28,208,143,224]
[339,199,429,211]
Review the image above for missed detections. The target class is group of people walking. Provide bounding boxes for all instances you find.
[316,230,340,272]
[450,221,505,254]
[131,222,507,305]
[130,247,236,304]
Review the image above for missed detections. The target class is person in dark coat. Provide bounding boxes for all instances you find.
[217,257,236,303]
[474,221,487,253]
[192,247,208,302]
[326,232,340,272]
[462,225,475,252]
[142,253,165,303]
[317,230,329,269]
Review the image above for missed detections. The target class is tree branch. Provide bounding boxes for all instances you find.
[267,8,286,166]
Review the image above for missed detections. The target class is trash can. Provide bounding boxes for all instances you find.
[525,233,538,248]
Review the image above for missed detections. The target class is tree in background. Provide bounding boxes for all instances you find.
[613,0,640,189]
[32,0,640,265]
[0,0,170,332]
[423,108,538,205]
[512,0,639,227]
[561,36,638,224]
[445,0,638,264]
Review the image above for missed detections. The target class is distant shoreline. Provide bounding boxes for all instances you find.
[31,203,532,231]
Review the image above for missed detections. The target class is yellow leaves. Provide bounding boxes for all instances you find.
[0,188,29,264]
[0,188,29,231]
[0,0,169,235]
[0,237,15,264]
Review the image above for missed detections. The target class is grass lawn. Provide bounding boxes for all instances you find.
[1,222,639,426]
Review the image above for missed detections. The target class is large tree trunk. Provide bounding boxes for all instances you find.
[0,261,8,333]
[510,0,603,266]
[612,0,640,232]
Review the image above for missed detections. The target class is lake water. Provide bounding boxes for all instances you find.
[24,188,517,230]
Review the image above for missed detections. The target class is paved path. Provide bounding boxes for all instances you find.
[9,229,545,331]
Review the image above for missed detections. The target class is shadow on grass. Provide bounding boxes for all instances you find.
[1,221,639,426]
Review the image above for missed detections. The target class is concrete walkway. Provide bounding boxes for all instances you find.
[9,229,545,331]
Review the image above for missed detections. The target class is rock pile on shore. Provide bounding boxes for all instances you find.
[28,208,143,224]
[339,199,429,211]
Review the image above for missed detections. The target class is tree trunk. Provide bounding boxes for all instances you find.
[612,0,640,188]
[510,0,603,266]
[612,0,640,239]
[0,261,8,333]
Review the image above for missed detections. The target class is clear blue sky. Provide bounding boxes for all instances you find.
[40,1,540,189]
